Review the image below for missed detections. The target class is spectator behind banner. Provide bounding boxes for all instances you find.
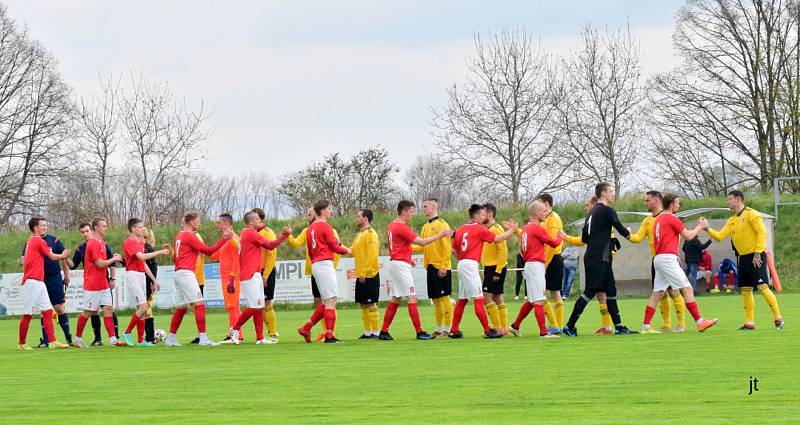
[560,245,580,299]
[682,237,712,293]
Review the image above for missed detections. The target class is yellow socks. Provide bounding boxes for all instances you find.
[599,303,612,328]
[368,306,380,333]
[757,284,782,321]
[497,303,509,330]
[658,296,672,328]
[554,300,564,329]
[543,301,556,328]
[486,302,501,330]
[360,306,371,333]
[433,297,444,329]
[669,291,686,328]
[442,296,453,328]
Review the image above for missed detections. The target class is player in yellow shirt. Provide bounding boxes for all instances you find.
[627,190,687,332]
[704,190,783,330]
[480,203,510,335]
[414,198,454,337]
[252,208,281,343]
[287,207,341,340]
[348,209,382,338]
[535,194,567,334]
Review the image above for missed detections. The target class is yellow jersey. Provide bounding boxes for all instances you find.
[195,232,205,285]
[413,216,451,270]
[707,207,767,256]
[627,213,659,257]
[288,226,341,275]
[350,227,380,278]
[259,226,277,277]
[541,211,564,265]
[481,222,508,271]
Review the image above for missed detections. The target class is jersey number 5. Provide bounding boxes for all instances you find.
[461,233,469,252]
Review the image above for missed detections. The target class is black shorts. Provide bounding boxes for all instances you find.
[650,259,655,287]
[44,275,65,306]
[426,265,452,298]
[263,269,276,300]
[545,255,564,291]
[482,265,506,294]
[355,274,381,304]
[584,261,616,293]
[737,253,769,287]
[311,276,321,299]
[146,279,153,297]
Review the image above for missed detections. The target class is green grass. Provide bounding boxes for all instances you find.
[1,294,798,424]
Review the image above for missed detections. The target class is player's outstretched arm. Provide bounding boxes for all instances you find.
[493,220,519,243]
[704,217,731,241]
[414,228,453,246]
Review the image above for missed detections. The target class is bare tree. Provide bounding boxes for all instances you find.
[555,24,646,195]
[432,29,574,204]
[404,154,475,210]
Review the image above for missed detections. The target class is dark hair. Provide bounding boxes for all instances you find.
[183,211,199,224]
[536,193,554,207]
[219,213,233,225]
[91,217,107,229]
[251,207,265,220]
[244,210,258,224]
[313,200,330,216]
[359,208,374,223]
[595,183,612,199]
[728,190,745,201]
[424,198,439,204]
[397,200,415,215]
[662,193,680,210]
[28,216,45,232]
[645,190,662,199]
[468,204,484,218]
[482,203,497,217]
[127,218,142,232]
[78,222,90,230]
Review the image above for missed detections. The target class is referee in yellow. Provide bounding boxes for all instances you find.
[705,190,783,330]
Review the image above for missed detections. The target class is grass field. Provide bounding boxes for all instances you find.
[1,293,798,424]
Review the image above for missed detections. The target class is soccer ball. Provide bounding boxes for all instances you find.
[154,329,166,343]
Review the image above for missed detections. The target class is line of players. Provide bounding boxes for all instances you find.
[16,182,784,349]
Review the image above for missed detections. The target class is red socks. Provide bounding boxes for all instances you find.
[125,313,139,334]
[473,298,491,333]
[170,307,188,334]
[643,305,656,326]
[451,299,468,333]
[137,318,145,343]
[42,310,56,343]
[323,308,336,338]
[407,303,422,333]
[533,303,546,336]
[76,314,88,338]
[194,304,207,333]
[685,301,701,322]
[18,314,32,345]
[103,315,116,338]
[253,308,265,340]
[303,304,326,332]
[381,302,399,332]
[235,307,255,329]
[513,302,534,329]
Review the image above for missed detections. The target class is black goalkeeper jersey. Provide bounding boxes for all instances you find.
[582,203,630,264]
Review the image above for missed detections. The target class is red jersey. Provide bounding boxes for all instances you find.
[174,230,226,271]
[22,235,50,283]
[307,221,347,263]
[84,238,110,291]
[387,220,417,264]
[520,221,562,263]
[123,237,146,272]
[654,213,684,256]
[700,251,712,270]
[240,227,285,278]
[452,222,496,261]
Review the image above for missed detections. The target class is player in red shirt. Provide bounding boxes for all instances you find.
[509,201,566,338]
[378,200,451,341]
[73,217,125,347]
[18,217,71,351]
[231,211,290,344]
[449,204,517,339]
[297,200,351,344]
[121,218,171,347]
[642,194,718,333]
[165,211,232,346]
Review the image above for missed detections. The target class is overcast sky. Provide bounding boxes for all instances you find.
[6,0,683,178]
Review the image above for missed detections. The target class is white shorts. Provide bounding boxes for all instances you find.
[653,254,691,292]
[174,269,203,306]
[388,260,416,298]
[126,270,147,306]
[242,272,265,308]
[83,289,113,312]
[456,260,483,299]
[21,279,53,315]
[311,260,339,300]
[523,262,547,302]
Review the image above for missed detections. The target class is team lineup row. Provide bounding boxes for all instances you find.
[16,182,784,350]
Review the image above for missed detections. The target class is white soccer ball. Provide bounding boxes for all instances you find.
[154,329,166,343]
